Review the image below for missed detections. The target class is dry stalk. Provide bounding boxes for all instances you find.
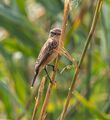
[39,58,58,120]
[60,0,103,120]
[39,0,71,120]
[60,0,71,47]
[32,76,46,120]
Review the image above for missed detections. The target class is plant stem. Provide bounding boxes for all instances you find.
[39,0,71,120]
[60,0,103,120]
[39,58,58,120]
[32,76,46,120]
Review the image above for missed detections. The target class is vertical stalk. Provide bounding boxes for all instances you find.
[60,0,103,120]
[39,58,58,120]
[39,0,71,120]
[32,76,46,120]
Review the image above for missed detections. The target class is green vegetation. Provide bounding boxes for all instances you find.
[0,0,110,120]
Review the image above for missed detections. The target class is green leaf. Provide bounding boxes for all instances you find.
[1,38,34,57]
[0,81,22,119]
[0,4,40,55]
[37,0,63,15]
[74,91,110,120]
[16,0,27,15]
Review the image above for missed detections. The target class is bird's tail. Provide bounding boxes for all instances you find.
[31,68,39,87]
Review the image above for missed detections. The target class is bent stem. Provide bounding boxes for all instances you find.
[60,0,103,120]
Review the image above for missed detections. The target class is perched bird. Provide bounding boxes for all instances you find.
[31,28,61,87]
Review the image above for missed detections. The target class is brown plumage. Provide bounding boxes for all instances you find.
[31,28,61,87]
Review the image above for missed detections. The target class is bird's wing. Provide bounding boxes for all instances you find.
[35,39,58,69]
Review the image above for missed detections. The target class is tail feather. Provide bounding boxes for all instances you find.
[31,69,39,87]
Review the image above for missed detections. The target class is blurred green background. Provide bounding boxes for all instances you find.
[0,0,110,120]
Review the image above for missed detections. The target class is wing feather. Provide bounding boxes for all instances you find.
[35,39,58,70]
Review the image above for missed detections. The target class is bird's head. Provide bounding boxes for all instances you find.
[49,28,61,39]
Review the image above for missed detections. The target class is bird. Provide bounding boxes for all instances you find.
[31,28,61,87]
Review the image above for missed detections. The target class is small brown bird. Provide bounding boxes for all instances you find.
[31,28,61,87]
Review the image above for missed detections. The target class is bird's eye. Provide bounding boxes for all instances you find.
[50,32,56,37]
